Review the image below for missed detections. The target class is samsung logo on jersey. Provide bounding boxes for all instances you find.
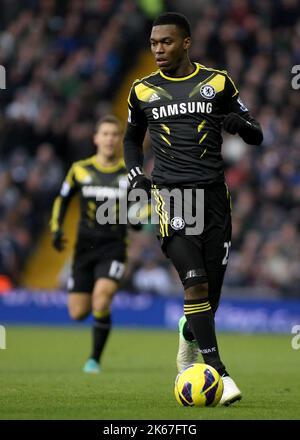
[152,102,212,119]
[82,186,127,199]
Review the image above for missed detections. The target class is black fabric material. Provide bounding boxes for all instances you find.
[166,234,208,287]
[184,299,225,373]
[69,241,126,293]
[223,112,263,145]
[123,123,146,170]
[129,174,152,197]
[124,66,263,186]
[91,314,112,362]
[52,230,66,252]
[163,185,231,313]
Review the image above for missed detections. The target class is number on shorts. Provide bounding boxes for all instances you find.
[109,260,125,280]
[222,241,231,265]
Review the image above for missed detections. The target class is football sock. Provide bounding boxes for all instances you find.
[184,298,228,376]
[91,310,111,362]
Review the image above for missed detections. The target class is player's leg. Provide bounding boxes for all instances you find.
[68,292,95,373]
[166,234,227,376]
[68,293,92,321]
[68,294,97,372]
[204,268,242,406]
[179,256,227,345]
[202,183,241,405]
[84,259,125,371]
[180,182,231,335]
[67,256,93,320]
[89,277,119,366]
[68,249,95,371]
[203,183,232,315]
[153,186,199,369]
[67,244,94,320]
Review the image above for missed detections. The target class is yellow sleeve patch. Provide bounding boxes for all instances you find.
[135,83,156,102]
[206,74,226,93]
[73,164,91,184]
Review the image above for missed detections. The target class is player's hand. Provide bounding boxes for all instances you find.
[52,230,67,252]
[128,167,152,198]
[223,113,249,135]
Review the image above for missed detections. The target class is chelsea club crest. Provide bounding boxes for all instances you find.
[200,84,216,99]
[171,217,185,230]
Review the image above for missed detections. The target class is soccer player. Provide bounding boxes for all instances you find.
[50,115,129,374]
[124,13,263,405]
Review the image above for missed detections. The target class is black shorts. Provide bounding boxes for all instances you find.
[153,182,232,312]
[68,237,127,293]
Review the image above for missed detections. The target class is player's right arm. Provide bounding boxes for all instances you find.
[123,82,151,196]
[50,165,78,251]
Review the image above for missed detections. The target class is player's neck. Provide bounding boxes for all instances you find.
[95,154,119,168]
[162,59,195,78]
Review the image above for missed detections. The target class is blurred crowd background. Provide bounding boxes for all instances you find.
[0,0,299,297]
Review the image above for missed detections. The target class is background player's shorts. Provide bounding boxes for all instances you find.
[153,182,232,312]
[68,237,127,293]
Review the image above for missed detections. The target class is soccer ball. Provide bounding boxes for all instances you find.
[174,363,223,407]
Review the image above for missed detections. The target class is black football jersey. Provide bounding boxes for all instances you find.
[127,62,253,185]
[50,156,128,241]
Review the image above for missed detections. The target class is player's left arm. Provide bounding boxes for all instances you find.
[222,74,263,145]
[123,82,151,197]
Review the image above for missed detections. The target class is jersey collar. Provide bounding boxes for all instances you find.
[91,156,124,173]
[159,62,200,81]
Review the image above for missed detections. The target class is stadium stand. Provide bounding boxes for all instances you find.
[0,0,299,297]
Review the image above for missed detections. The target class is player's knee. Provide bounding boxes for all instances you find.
[92,281,117,311]
[92,292,111,314]
[69,306,90,321]
[185,282,209,300]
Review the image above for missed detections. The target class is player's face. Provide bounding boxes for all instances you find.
[150,25,191,72]
[94,122,121,158]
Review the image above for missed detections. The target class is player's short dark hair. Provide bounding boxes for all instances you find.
[152,12,191,38]
[95,115,123,132]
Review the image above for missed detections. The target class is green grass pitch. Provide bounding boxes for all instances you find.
[0,326,299,420]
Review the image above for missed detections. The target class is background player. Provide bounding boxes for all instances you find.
[124,13,263,405]
[50,115,128,374]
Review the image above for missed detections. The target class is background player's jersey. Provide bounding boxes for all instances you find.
[50,156,128,242]
[127,62,254,185]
